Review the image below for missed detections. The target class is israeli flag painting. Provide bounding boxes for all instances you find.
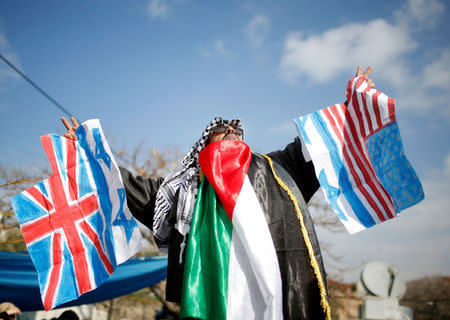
[295,76,424,234]
[11,119,142,310]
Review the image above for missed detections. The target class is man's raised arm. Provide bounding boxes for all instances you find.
[267,66,376,204]
[267,137,319,204]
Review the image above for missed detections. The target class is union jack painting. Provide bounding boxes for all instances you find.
[295,76,424,234]
[12,119,142,310]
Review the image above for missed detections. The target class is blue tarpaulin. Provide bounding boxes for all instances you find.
[0,251,167,311]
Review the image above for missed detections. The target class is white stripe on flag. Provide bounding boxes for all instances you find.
[365,89,379,134]
[335,105,394,221]
[329,111,378,227]
[326,108,385,224]
[303,115,367,233]
[227,177,283,320]
[377,93,391,125]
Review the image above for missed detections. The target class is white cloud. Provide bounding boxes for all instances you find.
[445,153,450,176]
[279,19,415,84]
[422,49,450,89]
[314,152,450,281]
[147,0,169,18]
[279,0,449,116]
[245,14,270,48]
[214,39,227,55]
[0,31,22,88]
[395,0,445,30]
[199,39,229,57]
[387,47,450,112]
[199,48,211,57]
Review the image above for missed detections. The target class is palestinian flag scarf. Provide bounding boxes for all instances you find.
[180,140,330,319]
[181,141,331,320]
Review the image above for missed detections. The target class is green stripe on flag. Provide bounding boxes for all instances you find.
[180,178,233,319]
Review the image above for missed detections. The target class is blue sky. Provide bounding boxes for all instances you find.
[1,0,449,282]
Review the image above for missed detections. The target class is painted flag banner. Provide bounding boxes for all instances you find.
[295,76,424,234]
[11,119,142,310]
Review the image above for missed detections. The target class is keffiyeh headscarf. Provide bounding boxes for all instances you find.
[153,117,242,252]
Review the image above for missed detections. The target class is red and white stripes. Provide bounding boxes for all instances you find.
[297,75,399,233]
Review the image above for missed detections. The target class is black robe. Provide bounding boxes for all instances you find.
[120,137,330,319]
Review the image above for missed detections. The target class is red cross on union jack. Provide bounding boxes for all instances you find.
[20,135,113,310]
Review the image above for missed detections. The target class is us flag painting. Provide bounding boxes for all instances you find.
[12,119,142,310]
[295,76,424,234]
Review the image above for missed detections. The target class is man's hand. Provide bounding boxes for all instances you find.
[0,302,21,320]
[356,65,375,88]
[61,116,80,141]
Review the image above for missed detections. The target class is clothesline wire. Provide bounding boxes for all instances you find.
[0,52,77,120]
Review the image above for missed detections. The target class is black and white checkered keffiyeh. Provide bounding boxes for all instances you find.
[153,117,242,252]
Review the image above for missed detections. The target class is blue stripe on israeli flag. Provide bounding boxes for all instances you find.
[308,112,376,228]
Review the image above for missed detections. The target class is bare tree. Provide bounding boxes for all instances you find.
[309,196,346,234]
[114,143,181,253]
[308,193,352,275]
[0,166,48,222]
[115,142,180,179]
[307,193,364,318]
[0,165,49,251]
[401,276,450,320]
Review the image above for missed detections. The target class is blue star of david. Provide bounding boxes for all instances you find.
[295,115,311,144]
[93,128,111,170]
[319,170,347,221]
[112,188,136,243]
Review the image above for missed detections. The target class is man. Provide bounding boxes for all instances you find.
[62,67,376,319]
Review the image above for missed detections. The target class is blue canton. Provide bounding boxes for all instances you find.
[366,122,424,212]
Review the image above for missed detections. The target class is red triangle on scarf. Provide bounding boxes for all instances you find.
[199,140,252,220]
